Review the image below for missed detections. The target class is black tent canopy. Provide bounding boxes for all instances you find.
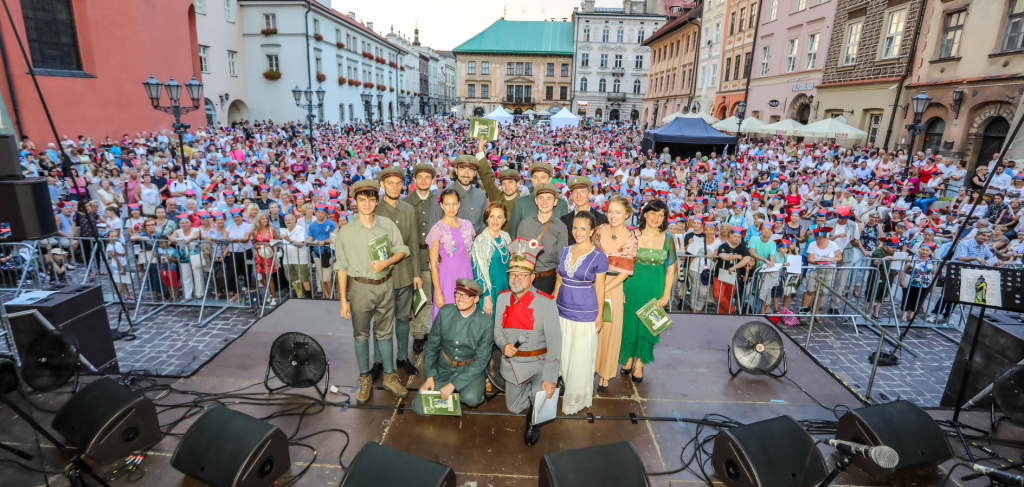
[641,117,737,156]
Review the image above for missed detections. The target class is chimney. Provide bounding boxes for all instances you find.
[348,11,356,19]
[367,21,374,31]
[583,0,596,12]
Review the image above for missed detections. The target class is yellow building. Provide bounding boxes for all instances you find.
[641,7,702,127]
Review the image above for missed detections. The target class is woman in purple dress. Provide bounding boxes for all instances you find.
[553,212,608,414]
[427,189,476,322]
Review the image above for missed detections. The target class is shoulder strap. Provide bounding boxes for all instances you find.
[537,220,553,240]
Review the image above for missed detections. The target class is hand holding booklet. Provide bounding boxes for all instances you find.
[420,391,462,416]
[532,388,560,424]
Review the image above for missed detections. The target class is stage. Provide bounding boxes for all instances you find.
[2,299,1022,487]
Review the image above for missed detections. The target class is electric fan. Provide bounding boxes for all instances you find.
[265,332,329,398]
[728,321,787,378]
[22,331,80,391]
[992,364,1024,427]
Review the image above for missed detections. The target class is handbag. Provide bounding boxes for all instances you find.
[700,238,711,286]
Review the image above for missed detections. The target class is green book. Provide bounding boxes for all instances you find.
[412,286,428,315]
[469,117,499,141]
[367,233,392,280]
[419,391,462,416]
[636,298,672,337]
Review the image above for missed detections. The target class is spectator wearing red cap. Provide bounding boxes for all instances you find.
[172,214,202,302]
[897,243,938,323]
[799,226,842,319]
[712,225,750,314]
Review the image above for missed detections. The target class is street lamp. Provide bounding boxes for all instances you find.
[397,93,406,120]
[903,90,933,177]
[291,85,324,139]
[143,74,203,163]
[949,87,964,120]
[736,100,747,146]
[375,92,383,124]
[360,91,372,124]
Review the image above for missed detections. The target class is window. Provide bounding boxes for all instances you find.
[738,8,746,32]
[698,66,706,88]
[313,19,319,35]
[1003,0,1024,51]
[468,61,475,74]
[583,27,590,41]
[768,0,778,21]
[524,85,531,99]
[805,33,819,69]
[633,79,642,93]
[759,45,770,76]
[560,86,568,100]
[349,104,354,121]
[867,113,883,144]
[600,54,608,67]
[340,104,345,122]
[315,57,322,73]
[734,54,741,79]
[507,85,515,99]
[482,61,489,74]
[545,85,553,100]
[194,0,205,14]
[20,0,83,71]
[525,62,532,75]
[614,54,622,68]
[635,55,644,69]
[336,29,341,43]
[710,63,717,85]
[580,77,588,91]
[507,62,514,75]
[637,29,645,43]
[743,52,752,78]
[267,54,279,71]
[724,57,732,81]
[224,0,233,21]
[844,22,862,65]
[482,84,489,98]
[547,63,554,76]
[714,22,722,42]
[750,3,758,28]
[882,9,906,58]
[729,13,736,36]
[795,0,806,11]
[617,29,624,43]
[561,63,568,76]
[612,78,621,92]
[581,53,589,67]
[598,78,607,92]
[602,28,609,42]
[941,11,966,58]
[199,46,210,73]
[228,50,237,76]
[786,38,798,72]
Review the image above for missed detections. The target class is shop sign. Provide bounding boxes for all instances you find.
[792,83,815,92]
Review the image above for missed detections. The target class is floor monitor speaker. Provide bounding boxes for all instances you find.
[712,415,828,487]
[538,441,651,487]
[171,406,290,487]
[50,377,160,465]
[835,400,952,480]
[0,177,57,241]
[340,442,455,487]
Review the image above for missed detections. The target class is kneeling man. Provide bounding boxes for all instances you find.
[495,238,561,446]
[414,278,493,414]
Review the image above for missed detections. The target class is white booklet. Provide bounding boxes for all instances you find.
[787,255,802,273]
[532,387,561,424]
[891,251,909,271]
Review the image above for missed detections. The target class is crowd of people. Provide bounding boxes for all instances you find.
[13,113,1020,443]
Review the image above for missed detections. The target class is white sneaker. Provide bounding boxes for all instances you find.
[66,264,75,270]
[925,313,936,323]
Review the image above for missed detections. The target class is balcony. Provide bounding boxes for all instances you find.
[607,92,626,102]
[505,96,533,104]
[611,67,625,76]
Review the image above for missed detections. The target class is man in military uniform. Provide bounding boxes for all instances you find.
[474,139,522,232]
[494,238,561,446]
[428,153,488,233]
[401,163,435,353]
[412,278,493,415]
[508,161,569,239]
[335,180,410,404]
[371,167,423,377]
[560,176,609,230]
[516,182,569,295]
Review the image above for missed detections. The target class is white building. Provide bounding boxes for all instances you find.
[440,51,458,116]
[237,0,408,124]
[572,0,667,122]
[385,28,423,118]
[695,0,725,117]
[412,43,444,116]
[194,0,250,125]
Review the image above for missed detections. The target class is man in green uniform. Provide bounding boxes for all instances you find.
[412,278,493,415]
[371,167,423,377]
[400,163,436,353]
[335,180,410,404]
[508,161,569,239]
[474,139,522,233]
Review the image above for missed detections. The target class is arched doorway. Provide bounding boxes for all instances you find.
[595,108,603,121]
[923,118,946,154]
[609,109,620,121]
[979,116,1010,163]
[474,107,484,116]
[513,108,523,115]
[716,104,728,120]
[790,94,812,124]
[578,108,587,117]
[204,98,216,125]
[631,109,639,121]
[227,99,249,123]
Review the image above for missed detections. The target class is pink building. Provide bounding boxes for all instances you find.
[745,0,838,126]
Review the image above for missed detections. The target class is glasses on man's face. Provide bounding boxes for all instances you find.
[145,223,156,227]
[509,273,531,281]
[454,292,473,301]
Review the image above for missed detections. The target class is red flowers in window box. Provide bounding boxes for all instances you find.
[362,52,374,59]
[261,28,277,35]
[377,83,386,91]
[316,72,327,83]
[338,76,347,85]
[313,33,324,41]
[348,79,361,86]
[336,42,345,49]
[388,61,398,68]
[262,69,281,80]
[400,66,405,71]
[389,87,394,92]
[375,56,386,64]
[363,81,374,87]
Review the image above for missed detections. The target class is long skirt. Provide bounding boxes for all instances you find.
[559,317,597,415]
[595,277,625,381]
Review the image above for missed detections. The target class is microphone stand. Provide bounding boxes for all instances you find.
[817,454,851,487]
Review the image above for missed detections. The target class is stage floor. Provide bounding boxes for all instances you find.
[2,299,1022,487]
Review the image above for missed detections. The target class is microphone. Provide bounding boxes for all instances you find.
[505,336,525,361]
[969,464,1024,486]
[825,440,899,469]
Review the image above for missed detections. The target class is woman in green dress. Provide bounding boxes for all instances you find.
[471,202,511,315]
[620,199,677,382]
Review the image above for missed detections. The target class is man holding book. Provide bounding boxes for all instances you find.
[402,163,437,353]
[413,278,492,416]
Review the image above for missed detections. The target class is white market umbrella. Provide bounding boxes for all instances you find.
[713,116,766,134]
[795,117,869,139]
[523,109,537,115]
[535,109,551,116]
[680,111,721,124]
[661,111,685,123]
[758,118,806,136]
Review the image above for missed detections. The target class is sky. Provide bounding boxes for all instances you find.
[333,0,629,51]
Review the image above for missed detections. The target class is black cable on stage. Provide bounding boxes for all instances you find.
[0,457,62,475]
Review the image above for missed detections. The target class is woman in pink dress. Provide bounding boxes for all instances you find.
[427,188,476,322]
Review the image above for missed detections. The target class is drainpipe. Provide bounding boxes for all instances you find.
[0,26,22,136]
[881,0,928,151]
[687,12,703,111]
[305,1,312,89]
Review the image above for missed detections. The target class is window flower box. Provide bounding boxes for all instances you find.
[263,69,281,80]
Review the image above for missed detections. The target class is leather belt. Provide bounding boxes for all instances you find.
[534,269,556,278]
[419,243,429,249]
[352,273,391,285]
[515,348,547,357]
[443,352,473,366]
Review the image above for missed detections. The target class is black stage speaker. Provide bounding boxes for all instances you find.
[340,442,455,487]
[835,400,952,480]
[51,377,160,465]
[711,415,827,487]
[941,313,1024,408]
[0,133,56,241]
[7,284,117,374]
[171,406,291,487]
[538,441,650,487]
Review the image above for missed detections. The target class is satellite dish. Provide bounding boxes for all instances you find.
[992,364,1024,426]
[265,332,330,398]
[728,322,787,378]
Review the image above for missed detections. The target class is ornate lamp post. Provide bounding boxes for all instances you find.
[903,90,933,177]
[143,74,203,162]
[291,85,324,138]
[949,88,964,120]
[360,91,372,124]
[736,100,747,144]
[375,92,384,124]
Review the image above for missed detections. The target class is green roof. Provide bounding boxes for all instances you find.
[453,20,574,55]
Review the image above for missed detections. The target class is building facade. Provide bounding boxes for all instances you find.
[745,0,838,125]
[814,0,925,148]
[195,0,250,126]
[454,20,574,117]
[640,7,702,127]
[385,27,423,118]
[237,1,407,124]
[440,51,458,115]
[895,0,1024,168]
[696,0,729,117]
[715,0,760,119]
[573,0,667,122]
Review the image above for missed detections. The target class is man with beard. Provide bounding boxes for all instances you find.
[508,161,570,239]
[412,278,492,415]
[561,176,608,230]
[495,238,561,446]
[402,163,437,353]
[428,154,488,233]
